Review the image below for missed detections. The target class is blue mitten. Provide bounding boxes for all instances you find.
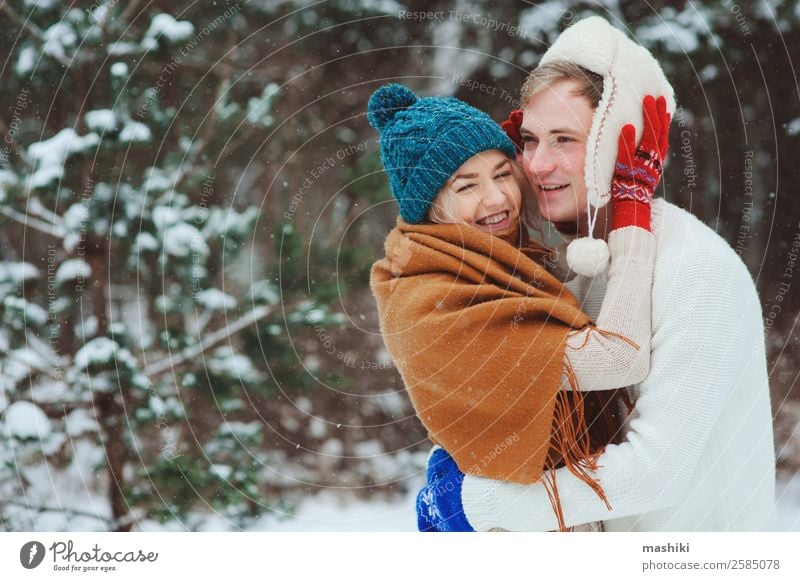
[416,484,440,532]
[415,448,474,532]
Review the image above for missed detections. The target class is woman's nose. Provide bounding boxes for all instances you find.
[482,182,507,207]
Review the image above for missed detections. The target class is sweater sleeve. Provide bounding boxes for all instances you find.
[560,226,656,392]
[461,246,751,531]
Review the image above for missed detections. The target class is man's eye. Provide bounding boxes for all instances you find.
[556,136,574,144]
[522,135,537,143]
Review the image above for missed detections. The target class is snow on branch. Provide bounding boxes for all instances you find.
[0,206,65,238]
[143,305,273,378]
[1,3,70,67]
[0,499,114,527]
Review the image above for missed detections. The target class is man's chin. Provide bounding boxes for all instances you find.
[537,205,572,225]
[534,197,580,222]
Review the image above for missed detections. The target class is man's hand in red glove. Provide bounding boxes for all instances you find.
[611,95,671,232]
[500,109,524,157]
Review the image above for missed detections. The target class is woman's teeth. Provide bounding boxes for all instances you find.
[477,211,508,225]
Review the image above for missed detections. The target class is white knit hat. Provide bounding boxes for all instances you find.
[539,16,677,276]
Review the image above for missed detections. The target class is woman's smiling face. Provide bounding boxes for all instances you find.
[428,149,522,243]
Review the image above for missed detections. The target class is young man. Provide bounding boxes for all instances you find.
[418,17,776,532]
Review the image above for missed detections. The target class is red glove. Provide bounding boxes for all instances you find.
[611,95,671,231]
[500,109,524,155]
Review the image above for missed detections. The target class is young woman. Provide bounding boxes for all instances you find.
[367,83,669,531]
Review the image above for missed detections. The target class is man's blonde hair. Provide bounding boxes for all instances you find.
[520,61,604,109]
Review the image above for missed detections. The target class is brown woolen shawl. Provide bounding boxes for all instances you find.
[371,218,629,527]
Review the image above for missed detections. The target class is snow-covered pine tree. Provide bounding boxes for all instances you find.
[0,1,321,530]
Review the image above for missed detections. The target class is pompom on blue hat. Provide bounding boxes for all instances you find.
[367,83,516,224]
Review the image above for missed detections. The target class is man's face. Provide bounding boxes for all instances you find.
[519,80,594,223]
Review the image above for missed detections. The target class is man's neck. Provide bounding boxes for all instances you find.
[554,205,612,241]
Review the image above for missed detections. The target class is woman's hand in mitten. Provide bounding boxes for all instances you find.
[611,95,671,231]
[415,448,474,532]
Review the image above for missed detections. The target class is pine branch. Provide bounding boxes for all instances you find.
[36,400,93,418]
[206,35,263,157]
[0,206,65,238]
[119,0,145,27]
[22,331,64,382]
[170,41,237,194]
[192,310,213,335]
[93,0,115,41]
[0,2,44,39]
[0,499,113,526]
[27,196,63,225]
[0,118,33,169]
[1,2,70,67]
[143,304,273,378]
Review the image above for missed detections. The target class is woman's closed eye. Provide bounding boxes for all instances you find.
[455,182,477,193]
[493,171,512,180]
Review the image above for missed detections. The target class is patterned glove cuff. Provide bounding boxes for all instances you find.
[611,148,662,207]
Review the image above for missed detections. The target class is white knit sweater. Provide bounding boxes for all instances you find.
[562,226,656,392]
[461,199,777,531]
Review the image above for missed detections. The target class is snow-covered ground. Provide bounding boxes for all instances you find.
[773,473,800,532]
[194,488,421,532]
[4,436,799,532]
[5,474,800,532]
[160,472,800,532]
[247,475,800,532]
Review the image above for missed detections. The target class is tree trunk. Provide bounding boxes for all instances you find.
[87,235,132,532]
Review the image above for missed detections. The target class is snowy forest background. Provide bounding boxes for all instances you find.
[0,0,798,531]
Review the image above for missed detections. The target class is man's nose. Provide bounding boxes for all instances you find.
[525,143,556,177]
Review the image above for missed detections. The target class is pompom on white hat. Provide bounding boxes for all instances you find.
[538,16,677,276]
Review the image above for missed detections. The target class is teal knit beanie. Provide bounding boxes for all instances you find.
[367,84,516,224]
